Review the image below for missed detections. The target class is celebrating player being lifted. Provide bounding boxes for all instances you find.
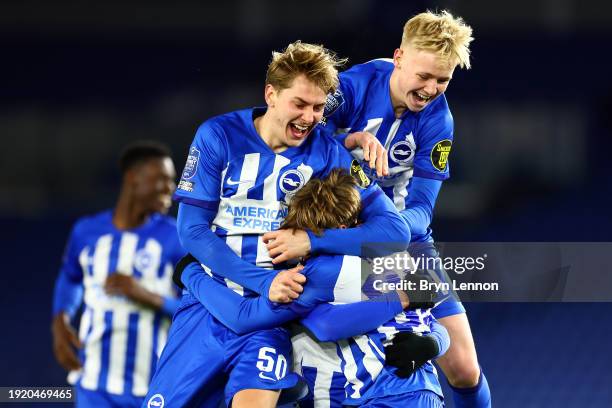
[266,10,491,408]
[143,41,410,408]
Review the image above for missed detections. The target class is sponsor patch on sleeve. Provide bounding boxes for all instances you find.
[350,159,371,188]
[177,180,195,192]
[323,89,345,118]
[430,139,452,171]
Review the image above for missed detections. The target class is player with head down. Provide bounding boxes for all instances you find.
[264,10,491,408]
[142,41,412,408]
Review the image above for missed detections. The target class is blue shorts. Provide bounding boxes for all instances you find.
[408,242,465,319]
[349,390,443,408]
[143,295,300,408]
[76,385,143,408]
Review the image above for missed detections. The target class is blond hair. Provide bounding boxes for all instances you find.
[266,41,347,94]
[401,10,473,69]
[282,169,360,236]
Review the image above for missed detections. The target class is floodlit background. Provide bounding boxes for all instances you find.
[1,1,611,406]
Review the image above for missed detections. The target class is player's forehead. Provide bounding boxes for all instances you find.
[403,45,455,78]
[139,157,175,177]
[279,74,327,105]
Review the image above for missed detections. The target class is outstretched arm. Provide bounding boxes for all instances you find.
[181,261,404,337]
[265,188,410,264]
[299,291,404,342]
[181,261,298,334]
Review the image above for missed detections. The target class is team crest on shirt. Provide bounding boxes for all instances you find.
[279,169,305,195]
[350,160,371,188]
[181,146,200,180]
[147,394,164,408]
[134,248,154,274]
[390,138,416,165]
[430,139,452,171]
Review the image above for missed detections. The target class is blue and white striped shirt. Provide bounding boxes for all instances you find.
[53,210,183,396]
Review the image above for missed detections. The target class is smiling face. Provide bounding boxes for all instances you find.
[390,44,456,115]
[131,157,176,215]
[264,74,327,150]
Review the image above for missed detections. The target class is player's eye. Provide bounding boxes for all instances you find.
[314,105,324,112]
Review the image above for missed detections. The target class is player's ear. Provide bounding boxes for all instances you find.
[339,224,347,229]
[393,48,403,69]
[264,84,278,108]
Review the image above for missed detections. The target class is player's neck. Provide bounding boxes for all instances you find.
[254,113,289,153]
[113,191,150,230]
[389,70,408,118]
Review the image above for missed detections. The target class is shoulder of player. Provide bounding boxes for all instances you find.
[417,96,454,134]
[194,109,250,145]
[303,254,344,281]
[312,127,344,152]
[340,58,391,92]
[423,95,453,122]
[343,58,392,78]
[151,213,178,229]
[70,209,112,236]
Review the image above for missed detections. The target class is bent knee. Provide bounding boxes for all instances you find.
[437,346,480,388]
[441,357,481,388]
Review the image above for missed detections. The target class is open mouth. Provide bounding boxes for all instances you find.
[289,122,313,139]
[413,91,432,104]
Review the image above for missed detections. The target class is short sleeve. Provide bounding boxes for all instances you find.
[412,109,454,181]
[173,121,228,210]
[60,220,86,281]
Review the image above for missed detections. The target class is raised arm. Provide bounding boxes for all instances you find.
[307,185,410,257]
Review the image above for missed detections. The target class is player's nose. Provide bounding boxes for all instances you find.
[424,79,437,96]
[301,106,315,124]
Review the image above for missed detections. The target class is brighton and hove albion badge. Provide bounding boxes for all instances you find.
[390,140,416,164]
[430,139,452,171]
[279,169,305,195]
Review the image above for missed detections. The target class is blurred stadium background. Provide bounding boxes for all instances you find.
[1,0,611,406]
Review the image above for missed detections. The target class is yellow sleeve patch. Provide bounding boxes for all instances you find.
[430,139,452,171]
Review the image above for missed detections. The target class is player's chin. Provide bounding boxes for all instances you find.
[285,127,311,145]
[153,198,172,214]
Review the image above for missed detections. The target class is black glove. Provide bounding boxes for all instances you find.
[173,253,199,289]
[385,331,440,378]
[402,271,438,310]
